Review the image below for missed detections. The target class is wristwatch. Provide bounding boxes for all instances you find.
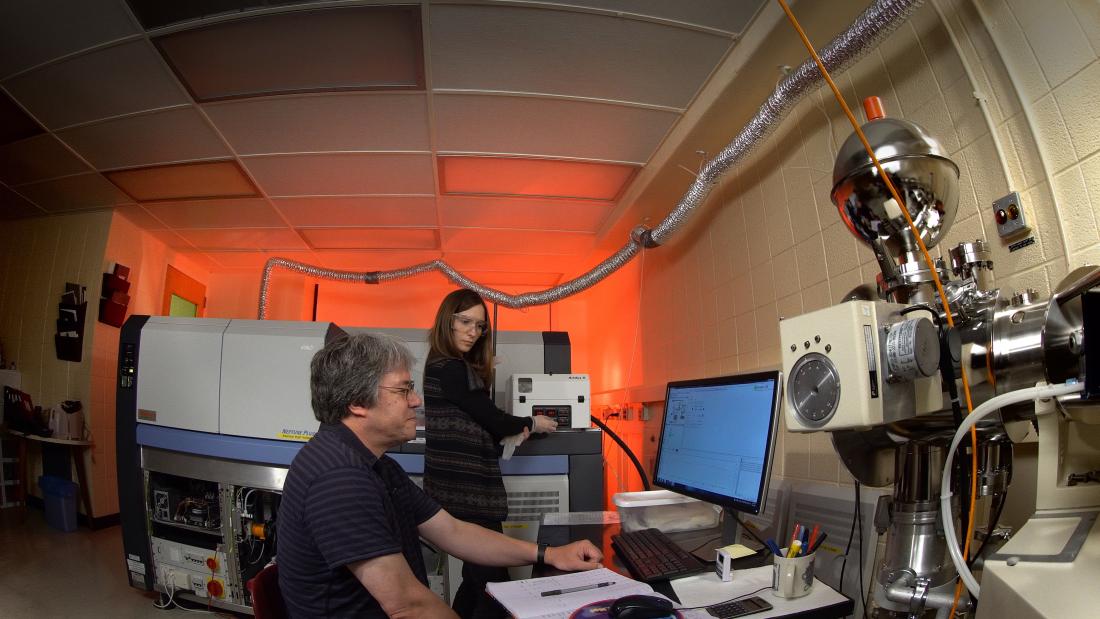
[535,543,549,566]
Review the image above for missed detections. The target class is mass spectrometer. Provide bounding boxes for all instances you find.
[116,317,602,613]
[779,99,1099,619]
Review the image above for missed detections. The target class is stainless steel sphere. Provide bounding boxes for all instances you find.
[831,117,960,256]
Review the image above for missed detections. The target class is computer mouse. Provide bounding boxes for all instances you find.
[608,594,675,619]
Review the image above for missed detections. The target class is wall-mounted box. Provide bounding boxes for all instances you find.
[99,264,132,328]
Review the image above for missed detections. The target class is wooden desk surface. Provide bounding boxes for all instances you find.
[2,426,96,527]
[5,428,92,447]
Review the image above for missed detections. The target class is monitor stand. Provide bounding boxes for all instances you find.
[721,508,743,546]
[684,508,745,562]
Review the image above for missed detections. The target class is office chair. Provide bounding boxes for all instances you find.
[247,563,287,619]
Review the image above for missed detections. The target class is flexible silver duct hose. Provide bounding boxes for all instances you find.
[650,0,923,244]
[257,239,642,316]
[257,0,922,318]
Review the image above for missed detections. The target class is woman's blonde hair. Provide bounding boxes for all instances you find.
[427,289,493,385]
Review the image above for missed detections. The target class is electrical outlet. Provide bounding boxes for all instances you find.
[191,575,208,597]
[993,191,1028,237]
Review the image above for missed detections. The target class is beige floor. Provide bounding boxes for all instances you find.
[0,508,229,618]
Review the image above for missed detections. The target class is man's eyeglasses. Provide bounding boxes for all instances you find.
[379,383,418,403]
[452,314,489,335]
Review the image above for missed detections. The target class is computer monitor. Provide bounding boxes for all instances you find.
[653,370,782,516]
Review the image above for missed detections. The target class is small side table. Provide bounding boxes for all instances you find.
[4,429,95,529]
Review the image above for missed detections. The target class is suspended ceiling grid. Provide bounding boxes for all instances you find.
[0,0,766,285]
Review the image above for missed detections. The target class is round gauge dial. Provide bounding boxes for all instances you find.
[788,353,841,427]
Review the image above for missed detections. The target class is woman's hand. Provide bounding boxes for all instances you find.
[532,415,558,434]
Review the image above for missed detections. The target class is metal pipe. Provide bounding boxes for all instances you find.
[883,577,970,613]
[257,0,924,318]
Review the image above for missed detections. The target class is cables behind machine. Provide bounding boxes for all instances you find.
[590,414,651,490]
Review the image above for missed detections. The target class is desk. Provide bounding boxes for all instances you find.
[537,523,852,619]
[4,429,95,529]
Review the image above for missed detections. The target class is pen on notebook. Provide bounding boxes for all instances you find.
[540,582,615,597]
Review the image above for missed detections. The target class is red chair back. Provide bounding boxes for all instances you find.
[247,563,288,619]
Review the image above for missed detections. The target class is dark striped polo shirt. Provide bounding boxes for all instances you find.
[278,422,441,618]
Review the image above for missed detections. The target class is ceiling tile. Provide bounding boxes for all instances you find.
[57,106,229,170]
[155,6,423,101]
[439,156,635,201]
[300,228,439,250]
[205,93,429,154]
[274,196,437,227]
[315,250,443,270]
[175,228,308,251]
[15,172,133,212]
[438,196,610,232]
[113,204,165,229]
[441,228,595,255]
[0,134,91,185]
[106,160,257,202]
[537,1,763,34]
[144,198,285,229]
[430,5,731,108]
[434,94,677,164]
[0,184,47,219]
[0,89,44,145]
[127,0,325,29]
[3,39,188,130]
[0,0,138,79]
[244,153,435,196]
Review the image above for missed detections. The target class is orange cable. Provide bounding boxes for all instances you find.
[775,1,980,614]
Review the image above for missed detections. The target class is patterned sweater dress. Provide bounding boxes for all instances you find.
[422,357,533,524]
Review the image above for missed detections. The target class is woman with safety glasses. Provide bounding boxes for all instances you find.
[423,288,557,618]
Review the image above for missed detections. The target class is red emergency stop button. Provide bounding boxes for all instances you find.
[207,579,224,598]
[206,557,219,571]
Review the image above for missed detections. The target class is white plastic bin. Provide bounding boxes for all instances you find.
[613,490,721,533]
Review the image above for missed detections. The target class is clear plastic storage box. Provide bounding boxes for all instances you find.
[613,489,721,533]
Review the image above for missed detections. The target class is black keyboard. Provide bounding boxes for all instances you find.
[610,527,708,582]
[707,596,773,618]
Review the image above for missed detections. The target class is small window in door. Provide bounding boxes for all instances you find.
[163,265,206,317]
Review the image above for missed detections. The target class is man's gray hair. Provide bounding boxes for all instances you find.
[310,332,416,424]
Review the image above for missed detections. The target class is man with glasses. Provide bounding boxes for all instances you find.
[279,333,601,618]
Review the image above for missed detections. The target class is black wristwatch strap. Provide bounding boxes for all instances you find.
[536,543,549,566]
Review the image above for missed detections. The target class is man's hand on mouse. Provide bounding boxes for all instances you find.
[545,540,603,571]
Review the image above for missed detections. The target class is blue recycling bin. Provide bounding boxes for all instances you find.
[38,475,78,532]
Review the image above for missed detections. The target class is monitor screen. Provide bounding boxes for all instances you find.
[653,370,782,515]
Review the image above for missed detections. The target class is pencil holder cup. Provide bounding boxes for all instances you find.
[771,550,815,599]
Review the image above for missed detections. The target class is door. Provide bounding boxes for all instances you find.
[162,265,206,317]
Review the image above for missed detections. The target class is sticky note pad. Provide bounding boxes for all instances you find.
[718,544,755,560]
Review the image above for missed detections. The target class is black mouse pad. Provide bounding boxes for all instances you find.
[568,600,683,619]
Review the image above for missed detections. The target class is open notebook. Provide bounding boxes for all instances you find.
[486,568,671,619]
